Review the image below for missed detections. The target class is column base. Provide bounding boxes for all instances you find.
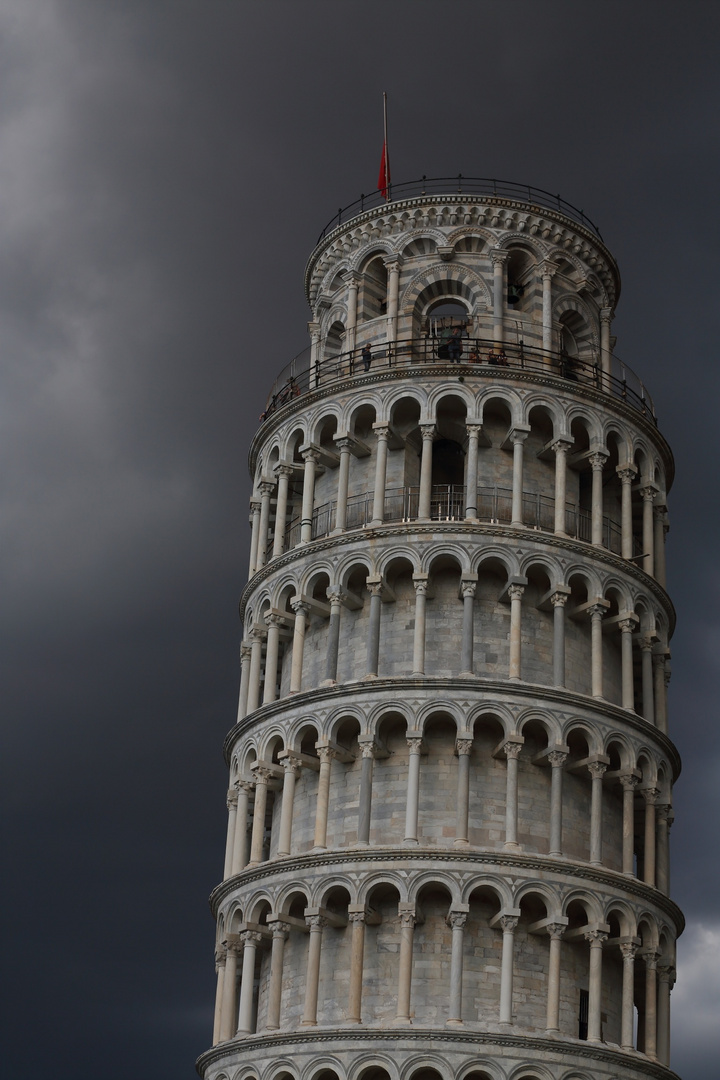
[458,670,475,678]
[402,838,419,847]
[362,673,378,681]
[320,678,337,687]
[453,838,470,848]
[503,842,522,852]
[446,1018,463,1026]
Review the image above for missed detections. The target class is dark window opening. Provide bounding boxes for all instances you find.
[578,988,589,1040]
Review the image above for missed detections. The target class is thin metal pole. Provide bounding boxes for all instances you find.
[383,91,389,198]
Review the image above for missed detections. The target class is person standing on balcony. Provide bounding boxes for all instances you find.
[362,343,372,371]
[448,326,463,363]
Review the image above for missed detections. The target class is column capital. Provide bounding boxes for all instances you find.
[447,911,468,930]
[249,624,267,643]
[224,935,243,957]
[548,750,568,768]
[620,941,638,960]
[587,760,608,780]
[503,740,523,761]
[641,786,660,805]
[264,611,286,630]
[618,617,636,635]
[267,921,289,942]
[280,753,302,776]
[372,421,390,439]
[412,574,430,596]
[619,773,640,792]
[658,963,676,986]
[240,929,263,947]
[550,590,569,608]
[300,446,321,464]
[406,736,423,754]
[547,922,566,940]
[584,929,609,946]
[588,450,608,472]
[491,248,510,267]
[317,745,339,765]
[290,597,310,617]
[639,483,658,502]
[600,306,614,324]
[616,464,638,485]
[366,579,384,599]
[643,948,661,970]
[226,788,239,811]
[509,427,530,446]
[540,259,558,280]
[550,438,573,455]
[252,765,273,785]
[305,913,327,931]
[656,802,672,823]
[419,423,436,441]
[258,478,276,497]
[466,421,483,437]
[399,909,417,929]
[240,641,253,662]
[348,910,367,926]
[456,738,473,757]
[342,270,361,289]
[215,944,227,966]
[358,739,377,759]
[382,253,403,272]
[507,583,525,602]
[326,586,348,606]
[272,462,295,480]
[499,914,519,933]
[460,579,477,599]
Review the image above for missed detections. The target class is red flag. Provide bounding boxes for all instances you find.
[378,140,390,200]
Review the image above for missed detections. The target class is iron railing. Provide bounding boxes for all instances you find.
[316,176,603,243]
[284,483,627,555]
[262,336,656,426]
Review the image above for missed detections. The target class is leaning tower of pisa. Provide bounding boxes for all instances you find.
[197,178,682,1080]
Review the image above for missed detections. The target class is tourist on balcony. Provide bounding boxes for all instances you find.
[362,343,372,372]
[448,327,463,363]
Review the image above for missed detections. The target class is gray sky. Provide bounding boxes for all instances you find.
[3,2,719,1077]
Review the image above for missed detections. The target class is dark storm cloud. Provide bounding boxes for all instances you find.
[3,2,718,1077]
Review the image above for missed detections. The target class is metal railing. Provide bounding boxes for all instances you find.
[316,176,603,243]
[262,336,656,425]
[284,483,627,555]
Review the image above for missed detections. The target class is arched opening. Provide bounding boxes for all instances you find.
[360,254,388,321]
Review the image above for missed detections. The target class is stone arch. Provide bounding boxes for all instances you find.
[415,699,464,734]
[351,1055,399,1080]
[400,263,492,317]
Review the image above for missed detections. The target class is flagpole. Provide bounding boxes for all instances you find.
[383,91,389,199]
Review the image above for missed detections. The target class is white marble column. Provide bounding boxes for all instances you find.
[620,773,639,875]
[262,612,283,705]
[654,505,669,588]
[248,768,270,866]
[644,948,661,1060]
[642,787,659,887]
[460,578,477,675]
[324,588,345,684]
[616,465,637,559]
[548,750,567,856]
[464,423,481,519]
[299,448,319,544]
[246,626,265,714]
[411,574,429,675]
[454,739,473,847]
[277,754,301,857]
[588,603,606,698]
[656,803,671,894]
[503,740,523,850]
[620,941,637,1050]
[404,737,423,845]
[344,273,359,353]
[510,431,529,527]
[384,255,402,344]
[333,438,352,533]
[640,485,657,578]
[371,423,390,525]
[265,920,289,1030]
[551,591,568,687]
[418,424,436,521]
[640,634,656,724]
[271,464,293,558]
[499,914,519,1024]
[365,578,383,677]
[588,760,608,866]
[447,910,469,1024]
[236,642,252,722]
[508,583,525,680]
[289,598,309,694]
[308,319,321,388]
[545,924,565,1031]
[653,649,669,735]
[600,307,613,387]
[237,930,261,1035]
[657,963,675,1065]
[395,907,416,1023]
[356,740,375,845]
[248,497,261,576]
[552,439,572,534]
[231,781,252,875]
[589,452,607,545]
[313,745,337,850]
[585,929,608,1042]
[223,787,238,879]
[219,936,241,1041]
[212,945,227,1045]
[347,908,367,1023]
[492,250,508,343]
[256,479,275,569]
[301,914,326,1026]
[541,262,556,354]
[619,617,636,710]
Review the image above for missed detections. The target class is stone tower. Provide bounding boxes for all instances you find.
[198,178,682,1080]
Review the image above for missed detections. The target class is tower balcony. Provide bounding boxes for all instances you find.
[261,336,656,428]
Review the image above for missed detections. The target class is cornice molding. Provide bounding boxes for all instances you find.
[197,1024,679,1080]
[239,519,676,630]
[223,675,682,779]
[208,846,685,933]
